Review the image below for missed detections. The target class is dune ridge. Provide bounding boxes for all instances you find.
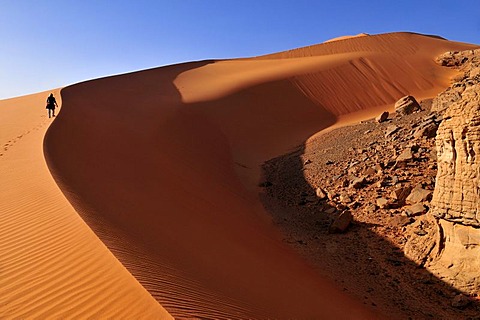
[0,91,170,318]
[41,32,478,318]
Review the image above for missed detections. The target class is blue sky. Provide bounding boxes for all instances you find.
[0,0,479,99]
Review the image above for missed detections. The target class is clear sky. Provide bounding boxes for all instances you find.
[0,0,479,99]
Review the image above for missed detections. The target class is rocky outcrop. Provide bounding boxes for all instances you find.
[431,85,480,226]
[395,95,421,115]
[425,48,480,293]
[432,49,480,114]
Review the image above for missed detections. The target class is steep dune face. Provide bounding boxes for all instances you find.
[0,91,169,318]
[260,32,477,121]
[44,33,477,318]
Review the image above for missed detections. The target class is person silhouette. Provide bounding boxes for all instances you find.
[46,93,58,118]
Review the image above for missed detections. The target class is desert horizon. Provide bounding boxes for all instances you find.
[1,31,480,319]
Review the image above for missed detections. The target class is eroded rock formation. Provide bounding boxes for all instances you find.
[427,48,480,293]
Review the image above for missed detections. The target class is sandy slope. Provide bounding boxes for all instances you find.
[39,32,477,318]
[0,91,170,318]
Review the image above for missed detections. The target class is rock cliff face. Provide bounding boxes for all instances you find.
[432,88,480,225]
[428,48,480,293]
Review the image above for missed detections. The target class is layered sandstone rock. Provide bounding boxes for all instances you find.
[426,48,480,293]
[431,58,480,226]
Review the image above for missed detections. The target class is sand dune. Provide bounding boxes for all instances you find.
[41,32,477,318]
[2,32,477,318]
[0,91,170,318]
[324,33,370,43]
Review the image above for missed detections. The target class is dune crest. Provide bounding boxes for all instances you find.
[0,91,170,318]
[39,32,477,318]
[324,33,370,43]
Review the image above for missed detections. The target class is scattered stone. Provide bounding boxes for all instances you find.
[406,186,432,204]
[396,148,413,163]
[385,125,399,137]
[350,176,367,189]
[363,167,376,176]
[329,211,353,233]
[395,95,421,115]
[391,176,399,185]
[389,215,412,227]
[304,159,312,165]
[376,197,389,209]
[326,160,334,165]
[390,186,413,206]
[451,294,471,309]
[376,111,389,123]
[413,122,438,139]
[315,187,327,200]
[339,193,352,204]
[327,191,337,201]
[404,203,426,216]
[325,207,337,214]
[363,203,377,213]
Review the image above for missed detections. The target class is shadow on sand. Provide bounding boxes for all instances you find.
[260,139,480,319]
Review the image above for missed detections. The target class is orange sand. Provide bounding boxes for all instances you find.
[0,91,170,318]
[1,32,477,318]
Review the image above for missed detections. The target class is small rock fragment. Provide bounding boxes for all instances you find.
[339,193,352,204]
[404,203,426,216]
[389,215,412,227]
[376,198,389,209]
[350,176,367,189]
[451,294,471,309]
[385,125,399,137]
[329,211,353,233]
[413,123,439,139]
[315,187,327,200]
[406,186,432,204]
[396,148,413,163]
[390,186,413,206]
[325,207,337,214]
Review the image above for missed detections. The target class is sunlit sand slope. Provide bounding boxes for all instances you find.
[44,32,477,318]
[0,91,170,318]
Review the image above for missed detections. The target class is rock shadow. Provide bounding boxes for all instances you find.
[259,126,480,319]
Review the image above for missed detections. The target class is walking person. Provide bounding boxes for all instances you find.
[46,93,58,118]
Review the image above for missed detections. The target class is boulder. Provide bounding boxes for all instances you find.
[376,111,389,123]
[394,95,421,115]
[404,215,439,266]
[405,186,432,204]
[329,211,353,233]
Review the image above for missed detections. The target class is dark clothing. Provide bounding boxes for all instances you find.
[46,96,56,109]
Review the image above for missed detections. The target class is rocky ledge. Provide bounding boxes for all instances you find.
[260,48,480,317]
